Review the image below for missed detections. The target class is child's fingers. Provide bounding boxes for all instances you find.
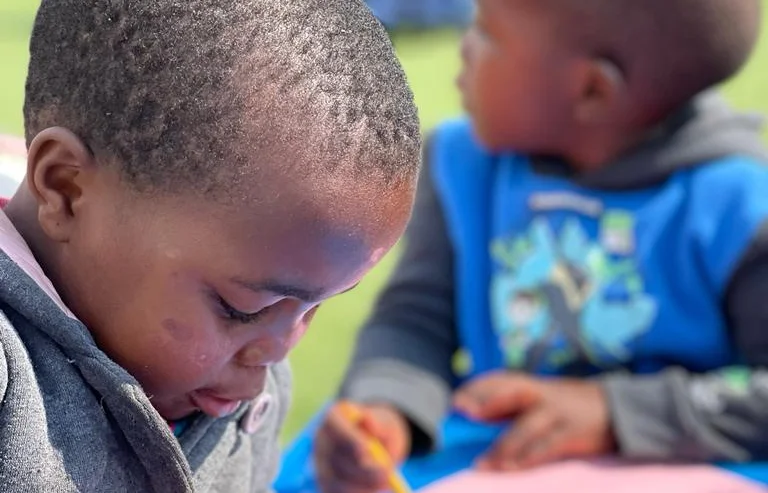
[328,451,388,487]
[476,409,557,471]
[326,404,393,476]
[514,428,570,470]
[358,409,388,440]
[325,404,377,462]
[454,373,540,422]
[317,456,383,493]
[357,405,411,464]
[315,426,388,491]
[318,438,388,489]
[319,478,386,493]
[334,402,397,462]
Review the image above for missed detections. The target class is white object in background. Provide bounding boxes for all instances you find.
[0,135,27,198]
[0,154,25,198]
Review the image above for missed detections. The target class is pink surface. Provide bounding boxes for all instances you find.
[0,134,25,157]
[420,460,766,493]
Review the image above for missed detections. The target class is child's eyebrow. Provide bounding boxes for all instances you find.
[231,278,324,303]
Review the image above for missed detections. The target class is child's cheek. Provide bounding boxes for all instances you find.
[159,317,229,378]
[162,318,197,343]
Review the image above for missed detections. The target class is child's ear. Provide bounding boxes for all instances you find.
[26,127,95,242]
[573,58,626,125]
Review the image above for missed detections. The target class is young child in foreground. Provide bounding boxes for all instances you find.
[0,1,421,492]
[307,0,768,491]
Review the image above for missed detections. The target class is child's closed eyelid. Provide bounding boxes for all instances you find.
[208,287,272,326]
[219,298,273,325]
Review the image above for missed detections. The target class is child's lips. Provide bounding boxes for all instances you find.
[190,390,242,418]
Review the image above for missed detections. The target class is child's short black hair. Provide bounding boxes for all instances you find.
[563,0,761,118]
[24,0,421,196]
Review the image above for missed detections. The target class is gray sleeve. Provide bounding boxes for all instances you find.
[601,220,768,461]
[340,137,459,454]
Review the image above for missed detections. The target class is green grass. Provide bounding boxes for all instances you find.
[0,2,37,135]
[2,3,768,443]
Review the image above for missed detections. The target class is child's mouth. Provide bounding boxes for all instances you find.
[190,390,242,418]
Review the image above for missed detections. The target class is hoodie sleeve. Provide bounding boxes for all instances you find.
[339,135,459,454]
[600,220,768,461]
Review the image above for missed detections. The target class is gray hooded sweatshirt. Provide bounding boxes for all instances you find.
[0,238,290,491]
[341,92,768,461]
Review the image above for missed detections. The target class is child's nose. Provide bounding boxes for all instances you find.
[235,316,306,368]
[236,343,269,368]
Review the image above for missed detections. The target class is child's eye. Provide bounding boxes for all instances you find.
[217,296,271,325]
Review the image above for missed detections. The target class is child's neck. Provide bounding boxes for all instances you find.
[561,128,647,174]
[561,105,680,174]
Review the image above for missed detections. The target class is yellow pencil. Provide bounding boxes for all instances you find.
[338,402,414,493]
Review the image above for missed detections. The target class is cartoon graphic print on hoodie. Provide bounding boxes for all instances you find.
[0,205,291,492]
[490,208,660,373]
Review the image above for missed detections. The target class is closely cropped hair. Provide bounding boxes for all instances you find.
[24,0,421,195]
[562,0,761,117]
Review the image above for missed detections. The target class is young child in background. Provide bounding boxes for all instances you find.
[281,0,768,491]
[0,0,420,492]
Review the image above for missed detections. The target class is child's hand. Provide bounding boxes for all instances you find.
[454,372,616,471]
[314,401,411,493]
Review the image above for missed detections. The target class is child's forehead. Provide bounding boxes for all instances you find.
[152,173,414,286]
[266,168,410,218]
[117,171,412,283]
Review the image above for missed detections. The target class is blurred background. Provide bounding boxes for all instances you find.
[2,1,768,442]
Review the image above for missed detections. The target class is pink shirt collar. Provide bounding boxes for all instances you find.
[0,207,76,319]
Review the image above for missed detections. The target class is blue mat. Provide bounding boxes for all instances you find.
[275,410,768,492]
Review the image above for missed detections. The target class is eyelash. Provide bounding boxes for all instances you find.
[217,296,270,325]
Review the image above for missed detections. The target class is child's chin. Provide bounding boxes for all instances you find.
[470,125,505,153]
